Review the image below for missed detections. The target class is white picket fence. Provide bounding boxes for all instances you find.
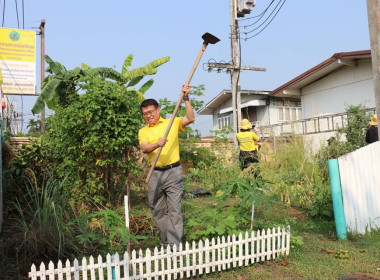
[29,226,290,280]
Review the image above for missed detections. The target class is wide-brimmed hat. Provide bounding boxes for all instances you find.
[370,114,377,126]
[240,119,252,130]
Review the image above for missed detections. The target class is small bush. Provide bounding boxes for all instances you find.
[180,145,217,168]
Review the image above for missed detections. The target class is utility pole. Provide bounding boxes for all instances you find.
[208,0,265,147]
[366,0,380,137]
[39,19,46,133]
[230,0,239,146]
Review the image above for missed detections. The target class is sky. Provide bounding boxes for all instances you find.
[0,0,371,136]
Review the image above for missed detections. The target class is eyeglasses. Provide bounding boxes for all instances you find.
[142,108,158,117]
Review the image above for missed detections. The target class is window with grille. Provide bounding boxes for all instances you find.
[277,100,302,121]
[218,115,232,129]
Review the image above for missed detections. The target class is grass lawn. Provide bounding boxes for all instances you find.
[192,209,380,280]
[181,196,380,280]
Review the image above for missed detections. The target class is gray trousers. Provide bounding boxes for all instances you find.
[148,165,183,247]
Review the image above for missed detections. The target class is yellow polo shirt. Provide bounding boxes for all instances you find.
[236,131,260,151]
[138,117,185,167]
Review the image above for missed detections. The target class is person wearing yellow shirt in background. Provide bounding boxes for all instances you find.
[236,119,260,173]
[138,84,194,249]
[365,114,378,144]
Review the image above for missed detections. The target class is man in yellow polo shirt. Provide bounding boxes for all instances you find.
[138,84,194,248]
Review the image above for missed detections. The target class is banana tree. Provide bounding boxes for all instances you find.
[32,54,170,114]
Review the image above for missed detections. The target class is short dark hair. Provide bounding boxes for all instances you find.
[140,99,158,111]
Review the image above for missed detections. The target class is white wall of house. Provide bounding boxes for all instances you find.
[302,58,374,119]
[268,100,280,126]
[256,106,270,126]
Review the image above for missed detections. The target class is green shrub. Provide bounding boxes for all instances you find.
[185,173,269,240]
[44,76,142,204]
[180,145,217,168]
[342,103,371,150]
[183,154,240,190]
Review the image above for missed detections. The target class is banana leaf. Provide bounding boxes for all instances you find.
[41,79,61,102]
[121,54,134,76]
[122,56,169,81]
[127,76,144,88]
[127,89,145,103]
[123,66,157,81]
[31,95,46,114]
[81,63,91,71]
[87,67,125,82]
[45,55,65,75]
[139,79,154,95]
[145,56,170,69]
[45,92,60,110]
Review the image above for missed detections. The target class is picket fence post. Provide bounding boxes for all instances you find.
[73,259,79,279]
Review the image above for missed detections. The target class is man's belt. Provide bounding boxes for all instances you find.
[154,161,181,171]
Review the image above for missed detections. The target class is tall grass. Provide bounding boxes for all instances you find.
[259,136,333,218]
[12,169,79,260]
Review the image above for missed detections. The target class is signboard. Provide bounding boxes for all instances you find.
[0,27,36,95]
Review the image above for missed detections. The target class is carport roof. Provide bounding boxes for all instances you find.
[270,50,371,98]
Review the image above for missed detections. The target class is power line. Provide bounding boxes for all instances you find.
[14,0,19,28]
[2,0,5,27]
[22,0,23,29]
[241,0,287,40]
[240,0,285,36]
[238,0,276,25]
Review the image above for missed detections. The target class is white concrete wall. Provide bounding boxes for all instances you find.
[338,141,380,234]
[302,132,344,155]
[302,59,374,119]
